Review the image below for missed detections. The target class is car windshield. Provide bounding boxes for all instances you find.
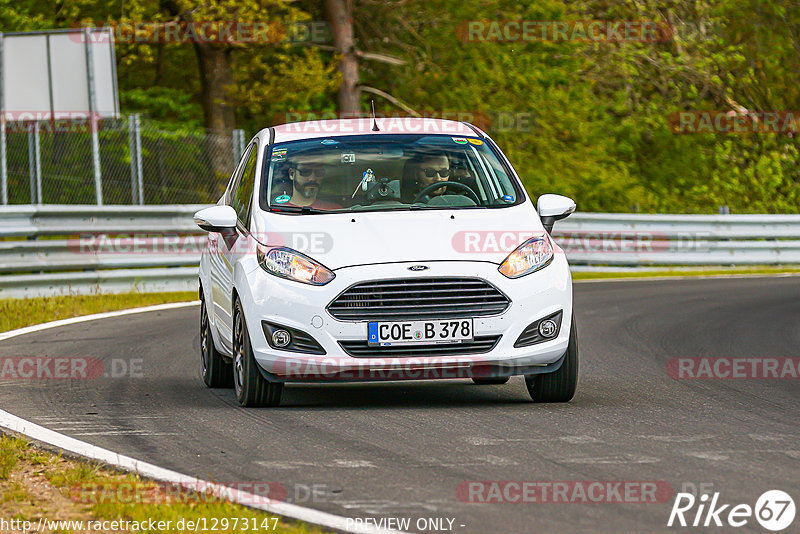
[260,134,523,213]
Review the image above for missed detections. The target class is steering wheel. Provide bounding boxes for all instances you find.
[413,181,480,205]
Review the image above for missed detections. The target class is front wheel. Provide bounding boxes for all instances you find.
[200,299,233,388]
[525,314,578,402]
[233,300,283,407]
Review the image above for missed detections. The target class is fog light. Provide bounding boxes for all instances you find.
[538,320,558,338]
[272,329,291,347]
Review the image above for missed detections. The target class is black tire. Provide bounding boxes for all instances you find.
[525,314,578,402]
[232,299,283,407]
[200,299,233,388]
[472,377,510,385]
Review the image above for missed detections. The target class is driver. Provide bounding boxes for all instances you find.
[283,155,340,209]
[402,151,452,202]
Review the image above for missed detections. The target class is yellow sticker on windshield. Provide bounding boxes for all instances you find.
[468,138,484,145]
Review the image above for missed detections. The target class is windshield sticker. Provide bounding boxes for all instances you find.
[468,138,484,146]
[271,148,287,162]
[274,194,291,204]
[503,194,515,202]
[341,152,356,164]
[321,139,338,145]
[452,137,468,144]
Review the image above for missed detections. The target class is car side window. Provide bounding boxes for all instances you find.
[232,143,258,229]
[225,145,252,206]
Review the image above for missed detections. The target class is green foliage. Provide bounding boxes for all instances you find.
[119,88,204,129]
[3,0,799,212]
[356,0,800,213]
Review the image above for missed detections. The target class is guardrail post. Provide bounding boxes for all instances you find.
[128,114,144,204]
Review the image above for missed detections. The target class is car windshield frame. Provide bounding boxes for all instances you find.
[258,134,526,215]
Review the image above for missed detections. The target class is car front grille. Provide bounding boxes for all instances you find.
[338,335,501,358]
[327,277,510,321]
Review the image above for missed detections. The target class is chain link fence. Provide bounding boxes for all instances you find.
[1,115,245,205]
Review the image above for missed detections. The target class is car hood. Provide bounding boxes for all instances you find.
[250,203,547,270]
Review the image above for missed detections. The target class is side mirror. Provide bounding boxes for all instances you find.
[194,205,237,233]
[537,194,576,234]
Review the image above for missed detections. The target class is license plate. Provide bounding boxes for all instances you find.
[368,319,473,346]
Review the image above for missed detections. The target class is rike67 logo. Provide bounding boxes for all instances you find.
[668,490,795,531]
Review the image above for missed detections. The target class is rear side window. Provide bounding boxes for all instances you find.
[232,144,258,228]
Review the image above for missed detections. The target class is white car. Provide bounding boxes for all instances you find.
[195,118,578,407]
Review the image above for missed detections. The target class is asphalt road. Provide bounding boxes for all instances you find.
[1,277,798,533]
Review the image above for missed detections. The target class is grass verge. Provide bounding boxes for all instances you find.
[0,291,196,333]
[0,434,325,533]
[572,266,800,281]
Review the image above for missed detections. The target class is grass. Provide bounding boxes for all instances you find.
[0,291,196,333]
[0,434,326,533]
[0,436,26,479]
[1,480,32,503]
[572,265,800,281]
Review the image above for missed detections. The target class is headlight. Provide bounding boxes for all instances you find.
[498,235,554,278]
[257,246,335,285]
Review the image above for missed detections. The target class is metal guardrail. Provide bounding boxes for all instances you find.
[0,205,207,297]
[0,205,798,298]
[552,213,800,265]
[0,205,206,236]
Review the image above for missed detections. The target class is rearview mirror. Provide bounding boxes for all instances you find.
[194,205,237,233]
[537,194,576,233]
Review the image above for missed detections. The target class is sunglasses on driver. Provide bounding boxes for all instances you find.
[421,167,451,178]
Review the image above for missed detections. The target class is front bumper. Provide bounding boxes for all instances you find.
[237,257,572,382]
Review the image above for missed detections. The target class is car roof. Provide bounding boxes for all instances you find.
[255,118,485,144]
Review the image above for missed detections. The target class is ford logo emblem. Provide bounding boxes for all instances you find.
[408,265,429,271]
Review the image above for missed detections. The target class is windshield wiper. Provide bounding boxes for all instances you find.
[408,203,487,210]
[269,205,326,214]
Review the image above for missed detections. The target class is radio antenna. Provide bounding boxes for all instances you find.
[371,100,380,131]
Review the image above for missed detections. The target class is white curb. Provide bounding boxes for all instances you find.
[0,302,404,534]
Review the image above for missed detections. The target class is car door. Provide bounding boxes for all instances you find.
[211,141,258,352]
